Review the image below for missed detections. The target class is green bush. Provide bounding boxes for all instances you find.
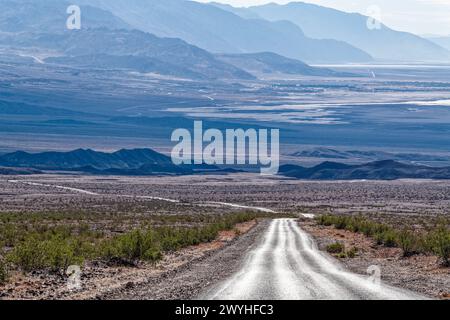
[0,225,23,247]
[317,215,398,248]
[335,217,349,230]
[346,247,358,258]
[326,242,345,254]
[316,214,450,264]
[316,215,334,226]
[0,259,8,284]
[7,234,85,273]
[379,230,397,247]
[101,212,258,265]
[316,215,389,239]
[427,225,450,266]
[374,231,385,245]
[101,229,162,263]
[397,229,417,257]
[3,211,262,272]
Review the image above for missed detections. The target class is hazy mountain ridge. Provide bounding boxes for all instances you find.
[0,1,254,80]
[0,0,131,33]
[0,29,255,80]
[238,2,450,62]
[279,160,450,180]
[0,0,358,79]
[77,0,372,63]
[210,2,263,20]
[37,29,255,80]
[427,36,450,51]
[292,147,450,163]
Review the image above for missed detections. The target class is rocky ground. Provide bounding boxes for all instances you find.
[1,174,449,217]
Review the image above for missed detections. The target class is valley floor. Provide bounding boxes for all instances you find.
[0,174,449,300]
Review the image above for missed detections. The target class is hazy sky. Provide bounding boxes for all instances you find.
[196,0,450,36]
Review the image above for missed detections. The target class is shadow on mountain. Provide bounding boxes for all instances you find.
[0,148,239,176]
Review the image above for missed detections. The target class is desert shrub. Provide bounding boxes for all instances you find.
[0,259,8,284]
[0,224,23,247]
[360,220,388,237]
[335,217,350,230]
[157,227,209,252]
[318,215,398,247]
[47,237,86,271]
[397,229,417,257]
[346,247,358,258]
[101,229,162,263]
[101,212,258,264]
[155,228,184,252]
[326,242,345,254]
[345,217,363,233]
[316,214,449,265]
[3,211,261,272]
[427,225,450,266]
[380,230,397,247]
[316,215,389,238]
[374,231,385,245]
[7,234,85,273]
[358,222,372,236]
[316,215,334,226]
[415,235,429,254]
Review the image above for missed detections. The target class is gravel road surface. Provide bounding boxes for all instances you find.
[200,219,426,300]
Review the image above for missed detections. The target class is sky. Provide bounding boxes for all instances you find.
[196,0,450,36]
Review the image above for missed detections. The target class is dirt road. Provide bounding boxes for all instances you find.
[103,219,426,300]
[200,219,426,300]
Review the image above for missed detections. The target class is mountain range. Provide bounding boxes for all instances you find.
[0,148,235,175]
[37,29,254,80]
[1,148,450,180]
[0,148,188,174]
[0,0,366,80]
[221,2,450,62]
[279,160,450,180]
[292,147,450,163]
[1,0,447,83]
[0,148,171,170]
[77,0,372,63]
[0,1,254,80]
